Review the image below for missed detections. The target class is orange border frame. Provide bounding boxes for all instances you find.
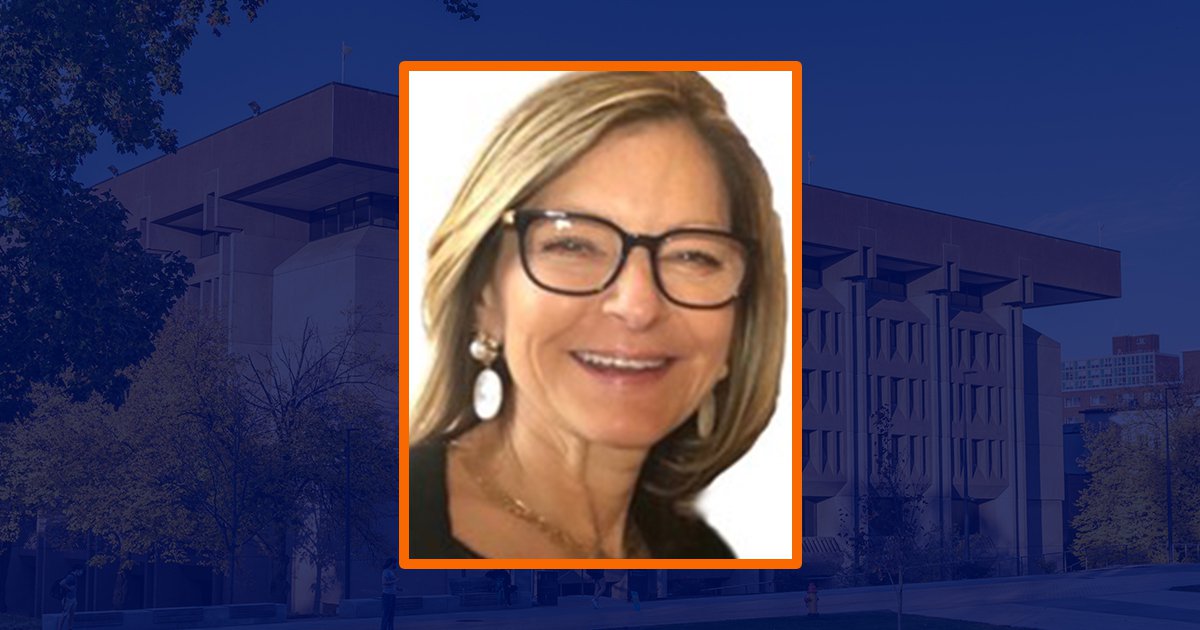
[398,61,802,570]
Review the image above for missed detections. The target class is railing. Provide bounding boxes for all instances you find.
[1172,542,1200,563]
[700,579,778,596]
[1067,542,1200,570]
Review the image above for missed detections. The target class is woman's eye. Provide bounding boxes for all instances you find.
[667,250,724,269]
[540,238,597,255]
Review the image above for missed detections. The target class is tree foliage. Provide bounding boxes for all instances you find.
[1072,388,1200,567]
[0,307,396,607]
[0,0,266,421]
[441,0,481,21]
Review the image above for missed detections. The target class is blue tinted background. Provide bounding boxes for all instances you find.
[80,0,1200,359]
[47,2,1200,624]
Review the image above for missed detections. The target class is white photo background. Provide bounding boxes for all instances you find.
[407,69,794,559]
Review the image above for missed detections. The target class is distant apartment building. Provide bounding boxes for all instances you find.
[1061,334,1185,423]
[1061,337,1199,563]
[1184,350,1200,391]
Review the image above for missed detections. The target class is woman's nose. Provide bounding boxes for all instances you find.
[601,248,666,330]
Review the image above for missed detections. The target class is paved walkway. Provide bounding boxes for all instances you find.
[258,564,1200,629]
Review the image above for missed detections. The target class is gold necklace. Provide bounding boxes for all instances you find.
[450,441,644,558]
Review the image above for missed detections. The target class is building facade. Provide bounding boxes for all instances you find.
[801,185,1121,572]
[3,83,1131,616]
[110,83,401,612]
[3,83,401,616]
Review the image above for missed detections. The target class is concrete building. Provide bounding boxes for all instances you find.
[1185,351,1200,391]
[2,82,401,616]
[3,82,1131,617]
[801,185,1121,573]
[108,83,401,613]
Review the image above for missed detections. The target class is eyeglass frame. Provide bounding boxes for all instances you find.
[501,209,755,309]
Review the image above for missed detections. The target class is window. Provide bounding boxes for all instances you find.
[833,371,842,413]
[354,195,370,227]
[323,205,338,235]
[371,195,398,228]
[803,256,822,288]
[949,291,982,311]
[200,231,220,257]
[832,313,840,353]
[309,193,399,240]
[867,270,907,300]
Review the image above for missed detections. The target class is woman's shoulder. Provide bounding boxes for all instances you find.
[408,439,453,557]
[409,439,448,479]
[635,497,735,559]
[408,438,483,559]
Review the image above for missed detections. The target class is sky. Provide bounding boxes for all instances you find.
[79,1,1200,360]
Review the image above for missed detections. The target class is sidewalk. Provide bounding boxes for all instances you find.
[117,564,1200,630]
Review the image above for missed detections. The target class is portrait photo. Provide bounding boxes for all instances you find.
[402,65,797,564]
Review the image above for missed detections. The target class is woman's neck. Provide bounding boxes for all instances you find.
[463,412,650,557]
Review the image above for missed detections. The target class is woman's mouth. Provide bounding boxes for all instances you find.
[570,350,675,384]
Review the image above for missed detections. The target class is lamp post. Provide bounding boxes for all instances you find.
[960,370,978,563]
[1164,386,1175,563]
[344,427,353,598]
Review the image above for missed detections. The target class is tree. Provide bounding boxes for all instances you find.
[0,311,270,608]
[840,405,942,630]
[2,386,198,609]
[0,0,266,421]
[0,307,397,607]
[0,0,266,609]
[441,0,481,21]
[242,310,397,604]
[122,308,281,603]
[1072,387,1200,567]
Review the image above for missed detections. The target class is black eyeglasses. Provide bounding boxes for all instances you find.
[503,209,753,309]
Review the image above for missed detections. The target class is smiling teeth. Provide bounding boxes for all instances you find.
[576,351,667,371]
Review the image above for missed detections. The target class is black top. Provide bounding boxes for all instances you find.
[409,440,735,559]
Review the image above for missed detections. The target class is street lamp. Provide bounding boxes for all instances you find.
[960,370,978,563]
[1164,385,1178,563]
[345,427,354,598]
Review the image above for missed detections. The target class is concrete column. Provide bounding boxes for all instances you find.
[849,278,870,554]
[932,294,953,550]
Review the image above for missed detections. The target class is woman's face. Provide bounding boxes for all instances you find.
[479,119,737,450]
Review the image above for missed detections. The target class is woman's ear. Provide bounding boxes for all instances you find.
[474,279,503,341]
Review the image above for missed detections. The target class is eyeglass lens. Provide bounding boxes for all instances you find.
[520,213,747,307]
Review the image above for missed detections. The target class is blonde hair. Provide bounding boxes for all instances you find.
[412,71,787,508]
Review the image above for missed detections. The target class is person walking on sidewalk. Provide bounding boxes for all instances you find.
[55,569,83,630]
[380,558,399,630]
[587,569,604,609]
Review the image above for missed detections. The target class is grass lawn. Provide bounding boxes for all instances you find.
[599,610,1033,629]
[0,614,37,630]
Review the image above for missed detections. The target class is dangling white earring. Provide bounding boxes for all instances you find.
[697,392,716,439]
[470,334,503,421]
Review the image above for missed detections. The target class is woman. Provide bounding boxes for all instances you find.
[410,71,787,559]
